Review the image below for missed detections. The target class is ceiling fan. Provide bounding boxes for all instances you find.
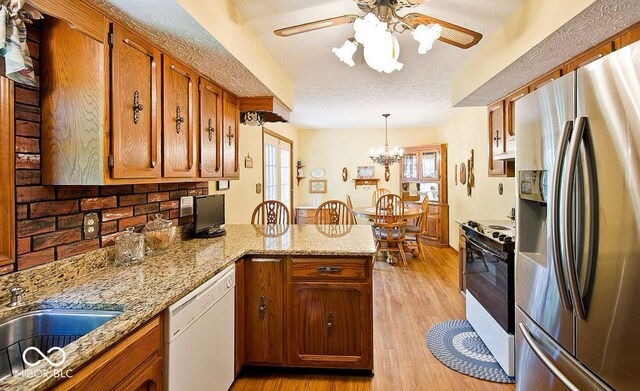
[274,0,483,73]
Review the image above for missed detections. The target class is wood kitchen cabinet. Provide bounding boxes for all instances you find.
[237,256,374,371]
[564,42,613,74]
[243,256,285,365]
[162,56,197,178]
[199,78,223,178]
[223,91,240,179]
[111,24,163,180]
[487,101,514,177]
[529,68,562,91]
[54,315,163,391]
[503,86,529,157]
[34,1,243,184]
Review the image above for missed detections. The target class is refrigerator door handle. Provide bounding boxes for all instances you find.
[519,322,580,391]
[550,119,574,312]
[562,116,588,319]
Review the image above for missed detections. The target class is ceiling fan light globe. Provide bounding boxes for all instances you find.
[332,39,358,67]
[412,23,442,54]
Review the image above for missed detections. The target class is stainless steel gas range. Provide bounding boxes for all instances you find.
[461,220,515,377]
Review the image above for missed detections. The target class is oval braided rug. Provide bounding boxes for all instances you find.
[426,319,515,384]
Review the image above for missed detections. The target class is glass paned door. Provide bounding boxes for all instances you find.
[263,132,292,218]
[421,152,438,179]
[402,153,418,180]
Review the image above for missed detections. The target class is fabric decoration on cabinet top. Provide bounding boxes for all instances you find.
[0,0,42,86]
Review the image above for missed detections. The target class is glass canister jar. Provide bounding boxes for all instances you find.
[114,227,145,266]
[143,214,176,255]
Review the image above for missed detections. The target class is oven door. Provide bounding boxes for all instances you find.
[465,235,514,333]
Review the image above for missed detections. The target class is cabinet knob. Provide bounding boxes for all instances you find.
[227,126,234,146]
[133,90,144,124]
[176,106,185,134]
[327,311,334,335]
[259,294,266,320]
[207,118,215,142]
[493,130,501,147]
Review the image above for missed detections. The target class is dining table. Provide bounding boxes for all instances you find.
[352,204,424,264]
[352,205,423,220]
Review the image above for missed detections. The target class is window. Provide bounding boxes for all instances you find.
[263,130,293,217]
[0,76,15,269]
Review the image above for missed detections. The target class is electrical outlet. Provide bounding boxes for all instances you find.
[180,196,194,217]
[83,213,99,239]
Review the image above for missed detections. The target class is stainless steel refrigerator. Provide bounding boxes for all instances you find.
[514,40,640,391]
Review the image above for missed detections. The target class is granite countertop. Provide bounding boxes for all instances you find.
[0,224,376,391]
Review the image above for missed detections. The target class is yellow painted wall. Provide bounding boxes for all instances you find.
[177,0,294,108]
[296,127,437,210]
[452,0,595,105]
[435,107,516,248]
[209,123,299,224]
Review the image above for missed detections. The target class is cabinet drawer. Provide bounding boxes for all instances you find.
[55,316,162,391]
[291,258,368,281]
[296,209,316,218]
[428,205,440,215]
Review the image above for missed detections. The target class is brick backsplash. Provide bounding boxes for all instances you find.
[3,23,208,275]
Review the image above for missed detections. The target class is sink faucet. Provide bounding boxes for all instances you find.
[8,286,23,307]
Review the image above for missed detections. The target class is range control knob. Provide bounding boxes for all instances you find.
[492,232,500,238]
[498,234,507,242]
[468,221,478,228]
[503,237,513,243]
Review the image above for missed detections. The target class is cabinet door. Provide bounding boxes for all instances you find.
[245,257,284,364]
[616,25,640,49]
[115,356,162,391]
[111,24,161,179]
[529,68,562,91]
[162,56,197,178]
[564,42,613,73]
[402,152,418,181]
[419,150,439,181]
[199,78,223,178]
[504,86,529,153]
[288,283,373,369]
[425,214,440,241]
[222,91,240,179]
[488,101,507,176]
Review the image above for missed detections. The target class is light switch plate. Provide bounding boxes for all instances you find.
[180,196,194,217]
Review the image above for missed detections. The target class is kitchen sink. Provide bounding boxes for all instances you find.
[0,308,123,380]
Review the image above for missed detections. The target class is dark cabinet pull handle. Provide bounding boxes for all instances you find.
[259,294,266,320]
[227,126,234,146]
[176,106,184,134]
[133,91,144,124]
[207,119,215,142]
[316,266,343,273]
[327,311,334,335]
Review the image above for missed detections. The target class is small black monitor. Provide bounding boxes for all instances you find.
[193,195,226,237]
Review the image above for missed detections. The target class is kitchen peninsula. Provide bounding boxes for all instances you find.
[0,225,376,391]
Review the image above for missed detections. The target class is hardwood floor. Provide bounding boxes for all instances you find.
[231,247,515,391]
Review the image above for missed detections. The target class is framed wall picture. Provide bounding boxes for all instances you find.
[309,179,327,194]
[357,166,375,179]
[217,180,230,191]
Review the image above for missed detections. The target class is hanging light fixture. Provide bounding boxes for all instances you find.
[332,13,441,73]
[370,113,403,180]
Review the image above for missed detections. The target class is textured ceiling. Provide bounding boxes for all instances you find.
[87,0,274,98]
[458,0,640,106]
[230,0,524,129]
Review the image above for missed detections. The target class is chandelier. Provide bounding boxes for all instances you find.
[332,13,442,73]
[370,113,403,180]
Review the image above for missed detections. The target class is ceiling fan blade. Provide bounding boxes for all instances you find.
[404,13,483,49]
[274,15,359,37]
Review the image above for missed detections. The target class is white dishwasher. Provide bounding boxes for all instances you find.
[164,264,235,391]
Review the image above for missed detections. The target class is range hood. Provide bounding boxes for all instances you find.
[239,96,291,124]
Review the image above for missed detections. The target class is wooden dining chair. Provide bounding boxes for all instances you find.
[373,194,408,268]
[371,188,391,206]
[346,195,353,210]
[405,197,430,258]
[316,200,357,226]
[251,200,290,225]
